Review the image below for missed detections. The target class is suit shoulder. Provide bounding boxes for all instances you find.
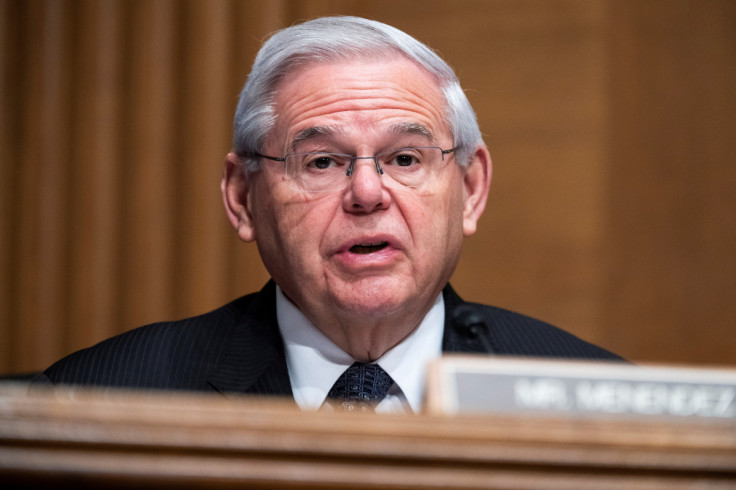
[472,303,622,361]
[38,293,260,390]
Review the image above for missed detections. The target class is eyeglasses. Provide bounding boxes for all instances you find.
[253,146,458,193]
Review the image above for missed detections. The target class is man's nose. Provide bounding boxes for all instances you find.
[343,159,390,213]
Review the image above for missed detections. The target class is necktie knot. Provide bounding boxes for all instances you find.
[327,362,394,412]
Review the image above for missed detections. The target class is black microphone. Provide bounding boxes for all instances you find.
[452,305,494,354]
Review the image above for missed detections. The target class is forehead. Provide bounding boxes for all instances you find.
[269,57,450,149]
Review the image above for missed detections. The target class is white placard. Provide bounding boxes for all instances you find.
[426,356,736,420]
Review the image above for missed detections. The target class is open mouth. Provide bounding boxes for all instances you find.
[349,242,389,254]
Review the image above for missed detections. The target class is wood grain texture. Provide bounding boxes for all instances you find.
[1,385,735,489]
[603,0,736,363]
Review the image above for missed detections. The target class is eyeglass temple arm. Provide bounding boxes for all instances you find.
[253,152,286,162]
[441,146,459,159]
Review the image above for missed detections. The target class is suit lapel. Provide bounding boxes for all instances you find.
[207,281,293,397]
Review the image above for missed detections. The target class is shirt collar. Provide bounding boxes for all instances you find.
[275,286,444,413]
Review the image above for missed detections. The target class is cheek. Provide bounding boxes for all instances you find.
[407,180,465,241]
[416,189,466,276]
[253,189,336,267]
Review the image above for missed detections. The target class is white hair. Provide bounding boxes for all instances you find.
[233,16,483,171]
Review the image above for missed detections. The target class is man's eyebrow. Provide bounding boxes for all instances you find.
[387,122,435,142]
[289,126,339,152]
[288,122,434,153]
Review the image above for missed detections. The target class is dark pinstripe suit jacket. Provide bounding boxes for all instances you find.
[34,282,621,395]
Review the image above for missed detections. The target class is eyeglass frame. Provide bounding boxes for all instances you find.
[248,145,459,190]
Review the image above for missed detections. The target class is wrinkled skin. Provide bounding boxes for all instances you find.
[222,57,491,360]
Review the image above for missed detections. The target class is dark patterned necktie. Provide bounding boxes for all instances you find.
[327,362,394,413]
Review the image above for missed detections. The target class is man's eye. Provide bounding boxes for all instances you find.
[313,157,334,169]
[390,153,420,167]
[305,155,339,170]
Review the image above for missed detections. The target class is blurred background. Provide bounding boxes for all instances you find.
[1,0,734,375]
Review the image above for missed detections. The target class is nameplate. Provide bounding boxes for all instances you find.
[426,356,736,420]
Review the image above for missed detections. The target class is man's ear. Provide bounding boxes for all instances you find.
[462,145,492,236]
[221,152,256,243]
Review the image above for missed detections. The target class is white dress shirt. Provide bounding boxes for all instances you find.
[276,286,445,414]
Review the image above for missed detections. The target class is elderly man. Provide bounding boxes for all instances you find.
[35,17,619,412]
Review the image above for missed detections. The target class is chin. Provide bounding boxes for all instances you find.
[330,278,419,318]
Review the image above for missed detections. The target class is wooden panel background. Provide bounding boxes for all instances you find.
[1,0,734,374]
